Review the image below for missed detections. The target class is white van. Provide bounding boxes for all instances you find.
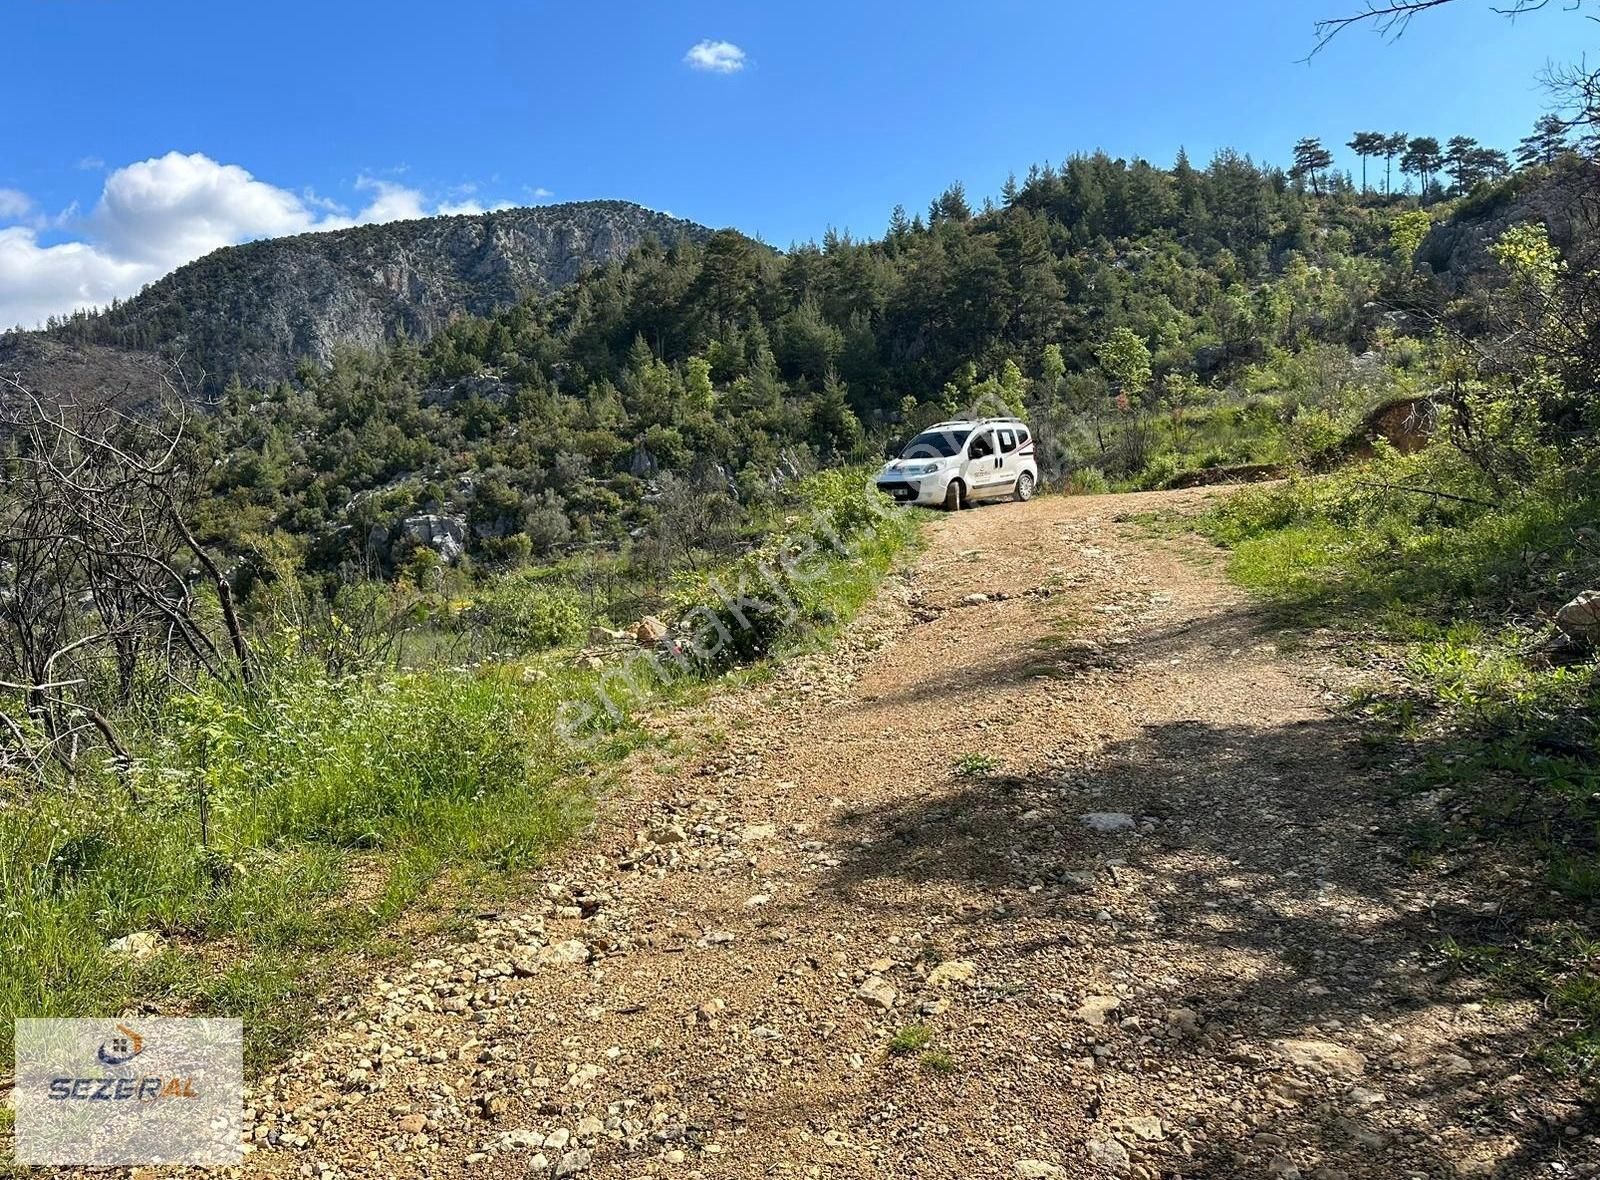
[875,418,1039,510]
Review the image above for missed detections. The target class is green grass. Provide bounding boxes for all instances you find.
[888,1022,935,1055]
[919,1049,958,1074]
[953,752,1000,778]
[0,659,607,1071]
[0,469,920,1084]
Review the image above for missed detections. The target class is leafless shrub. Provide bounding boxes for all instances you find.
[0,374,253,788]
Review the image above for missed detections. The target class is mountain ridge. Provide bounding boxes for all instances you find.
[4,200,715,395]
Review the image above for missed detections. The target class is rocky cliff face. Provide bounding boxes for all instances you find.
[1419,162,1594,290]
[5,201,711,395]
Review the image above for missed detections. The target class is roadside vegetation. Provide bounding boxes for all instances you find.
[1193,180,1600,1077]
[0,437,916,1073]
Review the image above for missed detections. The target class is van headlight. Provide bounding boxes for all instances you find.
[901,462,939,477]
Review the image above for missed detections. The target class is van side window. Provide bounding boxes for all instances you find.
[1017,428,1030,446]
[998,428,1017,453]
[968,432,994,459]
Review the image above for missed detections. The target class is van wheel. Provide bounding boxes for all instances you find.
[943,480,965,511]
[1014,471,1036,502]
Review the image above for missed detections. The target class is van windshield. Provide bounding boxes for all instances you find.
[901,429,971,459]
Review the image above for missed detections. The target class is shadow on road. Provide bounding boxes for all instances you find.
[820,710,1587,1178]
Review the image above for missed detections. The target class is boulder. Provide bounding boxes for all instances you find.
[400,513,468,563]
[1075,995,1123,1025]
[632,615,669,645]
[1015,1163,1066,1179]
[856,975,898,1010]
[538,939,591,968]
[1083,1136,1131,1175]
[927,959,978,988]
[1082,812,1136,834]
[1556,590,1600,646]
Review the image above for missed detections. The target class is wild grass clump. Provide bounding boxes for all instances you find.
[1201,446,1598,631]
[953,752,1000,778]
[889,1023,935,1054]
[0,658,600,1067]
[458,576,590,652]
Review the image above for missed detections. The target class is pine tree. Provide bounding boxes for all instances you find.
[1347,131,1386,194]
[1289,138,1335,196]
[1445,136,1481,192]
[1517,114,1570,168]
[1401,136,1443,200]
[1382,132,1408,196]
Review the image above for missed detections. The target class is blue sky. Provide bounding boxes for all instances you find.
[1,0,1591,327]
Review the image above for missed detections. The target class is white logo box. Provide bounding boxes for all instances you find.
[13,1017,243,1166]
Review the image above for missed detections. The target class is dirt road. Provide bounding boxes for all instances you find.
[250,489,1582,1180]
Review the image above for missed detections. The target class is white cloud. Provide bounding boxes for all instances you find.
[95,152,335,264]
[0,152,521,330]
[0,189,32,222]
[684,39,746,73]
[352,175,430,224]
[530,186,554,199]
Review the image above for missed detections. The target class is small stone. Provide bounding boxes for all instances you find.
[740,823,777,843]
[1075,995,1123,1026]
[575,1116,604,1137]
[960,593,991,606]
[1082,813,1136,834]
[1015,1162,1065,1179]
[555,1147,592,1177]
[395,1114,426,1135]
[926,960,978,988]
[1267,1157,1302,1180]
[856,975,898,1010]
[1275,1038,1367,1078]
[544,1128,571,1150]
